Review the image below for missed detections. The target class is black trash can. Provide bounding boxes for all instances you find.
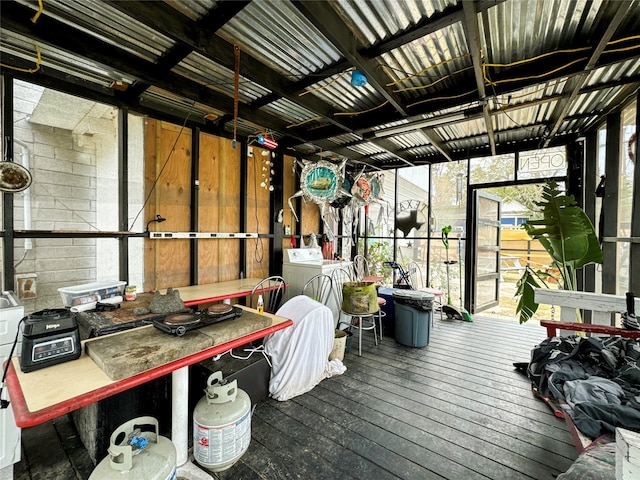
[392,290,434,347]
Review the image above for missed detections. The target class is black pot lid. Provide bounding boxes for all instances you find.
[0,161,32,192]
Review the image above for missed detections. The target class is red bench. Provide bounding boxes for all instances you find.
[540,320,640,339]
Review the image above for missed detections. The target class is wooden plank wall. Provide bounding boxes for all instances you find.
[144,119,192,291]
[198,132,240,283]
[143,122,321,290]
[245,147,271,280]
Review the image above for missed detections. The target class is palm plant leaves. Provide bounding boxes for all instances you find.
[522,181,603,270]
[515,181,603,323]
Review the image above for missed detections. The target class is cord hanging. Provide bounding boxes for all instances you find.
[232,44,240,148]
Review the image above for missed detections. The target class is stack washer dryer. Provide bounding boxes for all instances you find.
[0,291,24,476]
[282,248,352,323]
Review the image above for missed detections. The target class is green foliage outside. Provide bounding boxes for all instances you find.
[515,181,603,323]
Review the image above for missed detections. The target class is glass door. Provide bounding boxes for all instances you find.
[472,191,502,313]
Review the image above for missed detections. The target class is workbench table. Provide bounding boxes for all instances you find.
[5,305,292,479]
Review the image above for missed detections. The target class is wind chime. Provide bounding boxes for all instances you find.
[259,147,274,192]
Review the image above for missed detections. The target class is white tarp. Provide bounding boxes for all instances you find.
[263,295,346,401]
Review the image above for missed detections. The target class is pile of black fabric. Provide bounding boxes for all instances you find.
[527,335,640,439]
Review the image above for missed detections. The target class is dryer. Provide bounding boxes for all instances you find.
[282,248,351,323]
[1,291,24,476]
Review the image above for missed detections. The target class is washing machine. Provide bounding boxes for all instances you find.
[1,291,24,476]
[282,248,352,323]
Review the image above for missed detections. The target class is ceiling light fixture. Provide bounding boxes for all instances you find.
[372,112,467,138]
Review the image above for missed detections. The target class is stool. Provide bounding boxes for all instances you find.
[418,287,444,321]
[377,296,387,338]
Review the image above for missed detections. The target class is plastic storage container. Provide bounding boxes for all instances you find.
[392,290,434,347]
[58,280,126,307]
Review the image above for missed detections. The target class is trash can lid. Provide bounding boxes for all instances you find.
[392,290,435,301]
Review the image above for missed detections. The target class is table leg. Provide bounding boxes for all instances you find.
[172,367,213,480]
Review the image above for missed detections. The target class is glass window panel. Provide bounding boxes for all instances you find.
[396,165,430,266]
[431,160,467,236]
[13,80,119,232]
[517,146,566,180]
[616,103,636,295]
[10,80,122,312]
[469,154,514,184]
[14,238,120,311]
[476,278,498,306]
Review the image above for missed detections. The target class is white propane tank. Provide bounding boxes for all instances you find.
[193,371,252,472]
[89,416,176,480]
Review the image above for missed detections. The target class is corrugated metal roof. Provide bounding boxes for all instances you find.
[16,0,174,62]
[174,52,271,103]
[216,1,341,80]
[333,0,457,44]
[260,98,324,128]
[0,29,135,87]
[2,0,637,168]
[480,0,600,65]
[164,0,219,21]
[304,71,387,113]
[381,23,473,103]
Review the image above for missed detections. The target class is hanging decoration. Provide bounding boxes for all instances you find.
[287,158,351,239]
[257,134,278,149]
[345,170,388,246]
[350,69,367,87]
[395,199,428,237]
[259,152,274,192]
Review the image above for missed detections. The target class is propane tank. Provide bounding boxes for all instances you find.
[193,371,252,472]
[89,416,176,480]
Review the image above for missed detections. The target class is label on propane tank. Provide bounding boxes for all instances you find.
[194,409,251,465]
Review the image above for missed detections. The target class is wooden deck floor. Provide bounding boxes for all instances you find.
[13,314,577,480]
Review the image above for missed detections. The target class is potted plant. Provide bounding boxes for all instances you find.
[515,180,603,323]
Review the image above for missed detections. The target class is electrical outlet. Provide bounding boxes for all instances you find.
[247,146,253,157]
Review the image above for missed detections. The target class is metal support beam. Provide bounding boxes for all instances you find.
[2,76,16,292]
[190,127,200,285]
[462,0,496,156]
[629,92,640,293]
[602,113,621,300]
[118,108,130,283]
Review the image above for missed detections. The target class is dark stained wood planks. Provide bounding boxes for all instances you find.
[14,315,578,480]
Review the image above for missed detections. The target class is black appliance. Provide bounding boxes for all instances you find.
[20,308,81,373]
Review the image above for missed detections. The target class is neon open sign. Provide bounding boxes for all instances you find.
[519,151,566,173]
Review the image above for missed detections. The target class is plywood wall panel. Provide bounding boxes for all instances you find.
[217,137,240,281]
[197,132,221,284]
[197,133,241,283]
[245,151,271,279]
[144,119,191,291]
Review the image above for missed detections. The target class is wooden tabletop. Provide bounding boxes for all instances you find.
[5,306,291,428]
[160,278,267,306]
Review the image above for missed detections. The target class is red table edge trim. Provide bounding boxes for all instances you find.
[183,289,254,307]
[7,319,292,428]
